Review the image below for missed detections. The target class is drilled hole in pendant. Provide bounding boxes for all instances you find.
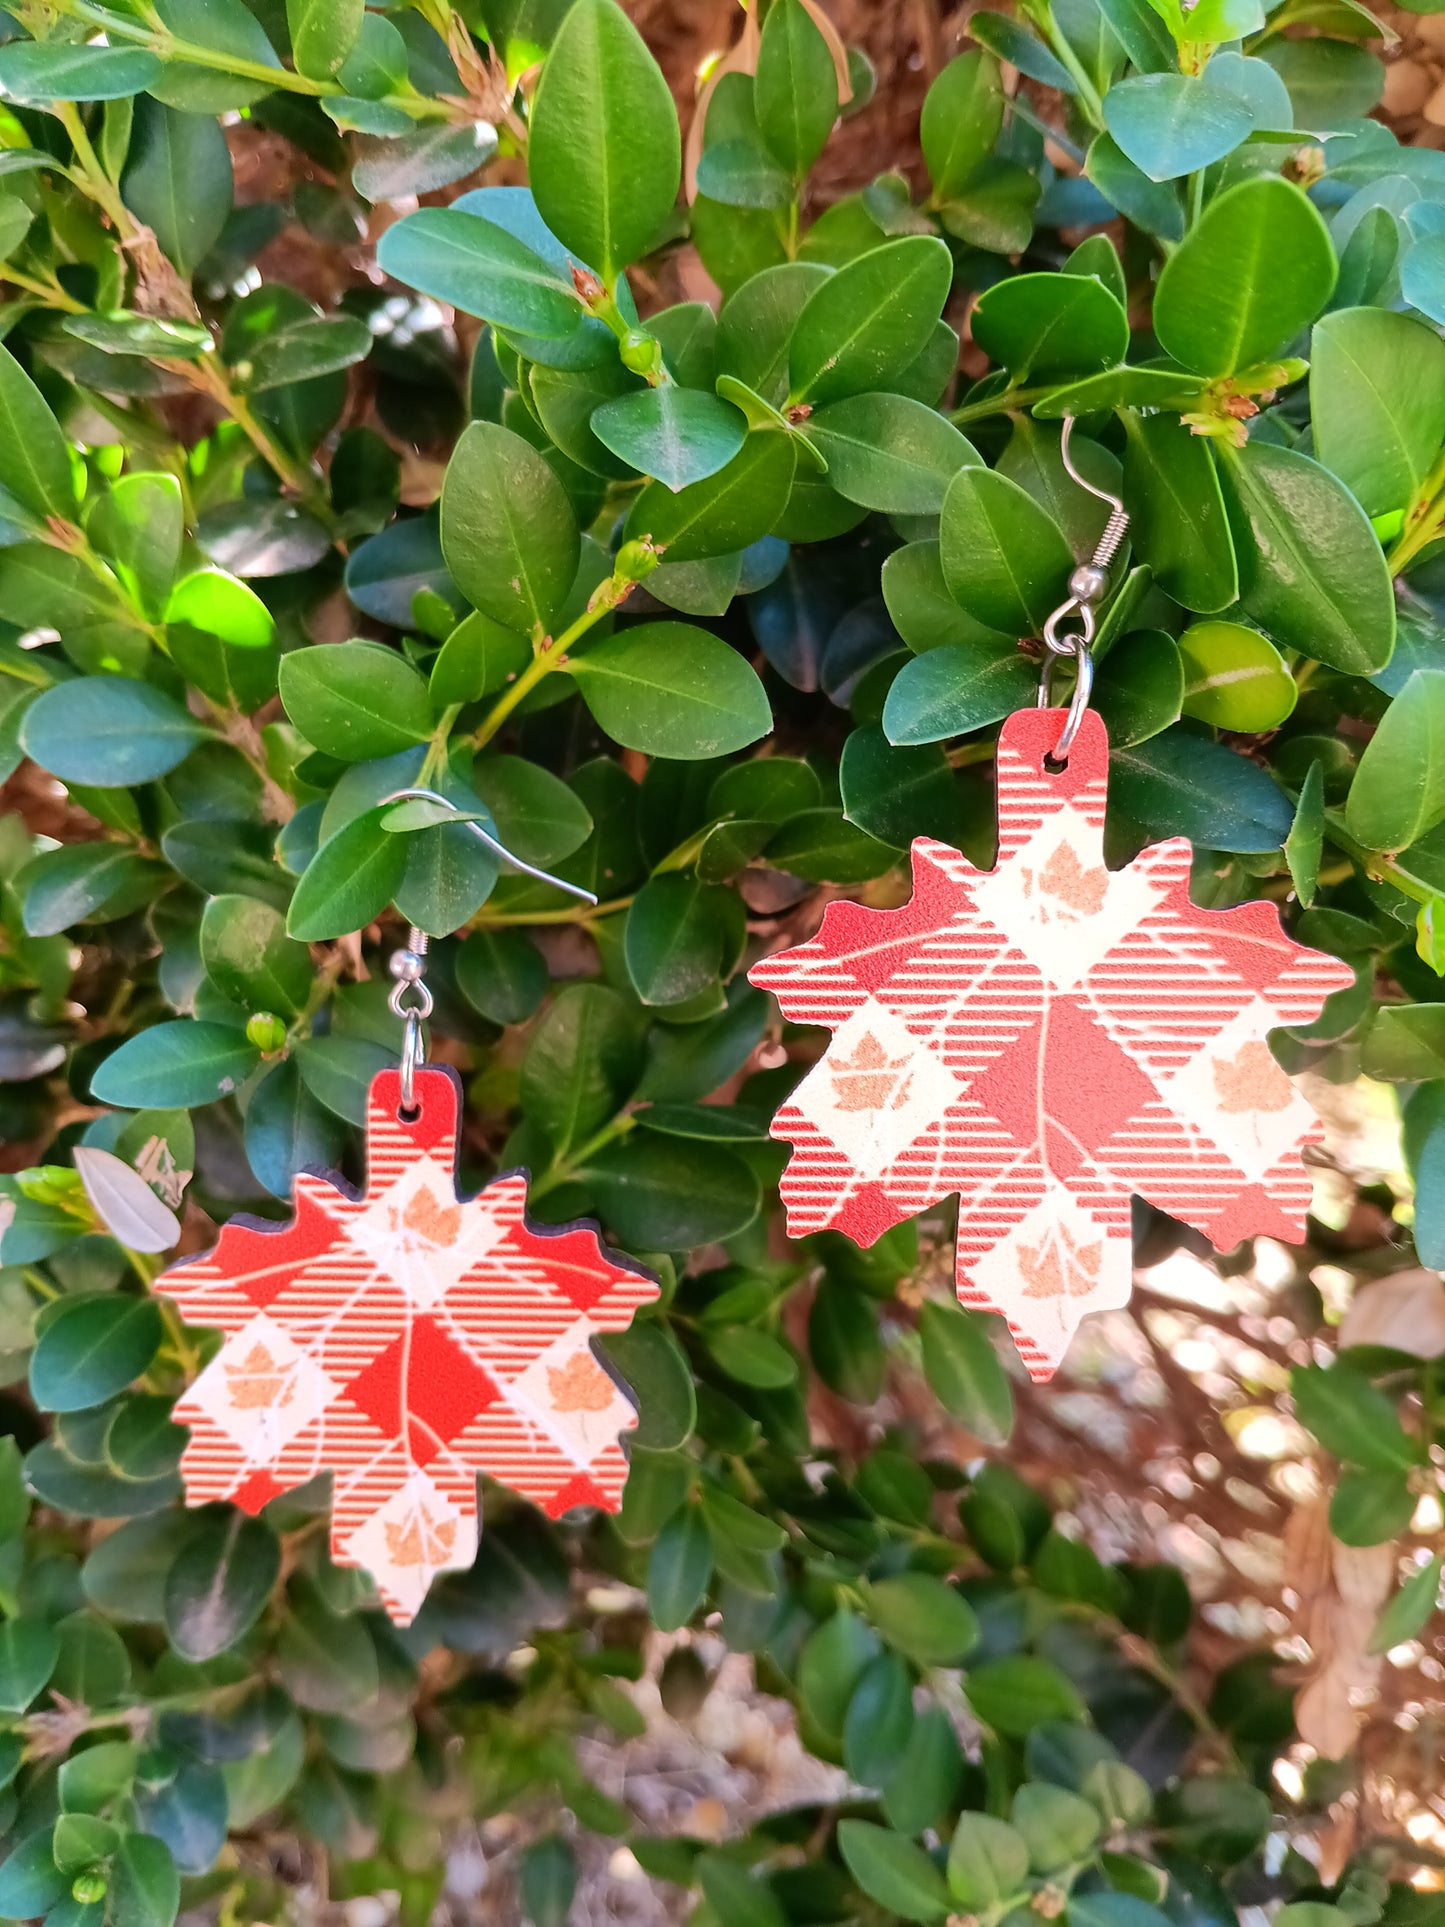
[397,1104,420,1125]
[1043,752,1069,775]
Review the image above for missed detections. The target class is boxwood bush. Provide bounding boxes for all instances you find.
[0,0,1443,1919]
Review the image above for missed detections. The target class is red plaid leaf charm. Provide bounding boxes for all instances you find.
[750,708,1352,1381]
[161,1067,657,1622]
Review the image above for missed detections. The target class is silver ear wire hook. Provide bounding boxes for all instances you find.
[1037,415,1130,765]
[379,786,600,1113]
[379,787,600,906]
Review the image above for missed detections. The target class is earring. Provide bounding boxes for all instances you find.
[751,420,1352,1380]
[156,795,658,1624]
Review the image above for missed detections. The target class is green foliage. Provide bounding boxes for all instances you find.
[0,0,1438,1916]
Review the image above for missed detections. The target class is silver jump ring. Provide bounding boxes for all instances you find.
[1038,647,1094,766]
[398,1008,425,1114]
[1041,597,1096,657]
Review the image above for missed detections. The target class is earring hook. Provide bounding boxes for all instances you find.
[1037,416,1131,765]
[379,786,600,906]
[377,785,600,1114]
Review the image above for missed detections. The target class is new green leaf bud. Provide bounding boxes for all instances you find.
[614,538,660,583]
[618,328,663,379]
[246,1012,288,1054]
[71,1873,107,1905]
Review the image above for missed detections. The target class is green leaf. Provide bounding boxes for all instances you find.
[0,40,160,100]
[18,845,161,938]
[1012,1783,1102,1872]
[808,1277,885,1402]
[201,895,312,1018]
[595,1321,695,1449]
[788,235,954,405]
[287,0,363,79]
[455,927,549,1025]
[246,315,373,390]
[1329,1466,1417,1546]
[624,874,738,1005]
[570,621,771,757]
[967,1656,1087,1736]
[938,155,1042,252]
[0,1437,28,1543]
[1291,1362,1420,1471]
[520,983,643,1152]
[971,272,1129,381]
[1311,308,1445,518]
[947,1813,1030,1910]
[121,98,233,277]
[579,1135,761,1247]
[1370,1553,1442,1655]
[1178,620,1296,731]
[1361,1005,1445,1081]
[1154,177,1336,375]
[0,1619,59,1712]
[864,1573,979,1666]
[1109,729,1294,853]
[110,1835,180,1927]
[0,340,77,523]
[1120,411,1237,615]
[90,472,184,621]
[91,1020,261,1108]
[287,807,408,941]
[807,394,978,514]
[647,1506,712,1631]
[697,1856,787,1927]
[376,209,584,338]
[527,0,680,281]
[885,1705,965,1837]
[755,0,838,178]
[765,808,896,882]
[276,1579,379,1712]
[279,641,433,761]
[440,421,580,632]
[30,1295,164,1412]
[0,1832,67,1918]
[938,466,1073,635]
[845,1648,916,1786]
[840,727,973,848]
[1092,630,1184,747]
[798,1608,880,1738]
[696,138,794,211]
[1285,759,1325,908]
[921,50,1005,200]
[21,677,207,787]
[1346,670,1445,852]
[164,1508,281,1660]
[838,1820,951,1923]
[590,387,746,491]
[625,431,796,561]
[520,1836,577,1927]
[1102,73,1254,183]
[705,1324,796,1387]
[1219,440,1394,674]
[918,1299,1014,1443]
[882,641,1037,746]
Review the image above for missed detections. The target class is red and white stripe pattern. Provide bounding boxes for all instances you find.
[162,1067,657,1622]
[751,708,1352,1381]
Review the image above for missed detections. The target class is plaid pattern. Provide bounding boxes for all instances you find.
[751,708,1352,1381]
[162,1067,657,1622]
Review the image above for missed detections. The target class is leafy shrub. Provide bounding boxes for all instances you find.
[0,0,1442,1919]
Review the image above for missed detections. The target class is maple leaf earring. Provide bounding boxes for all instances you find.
[750,420,1354,1382]
[156,791,659,1625]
